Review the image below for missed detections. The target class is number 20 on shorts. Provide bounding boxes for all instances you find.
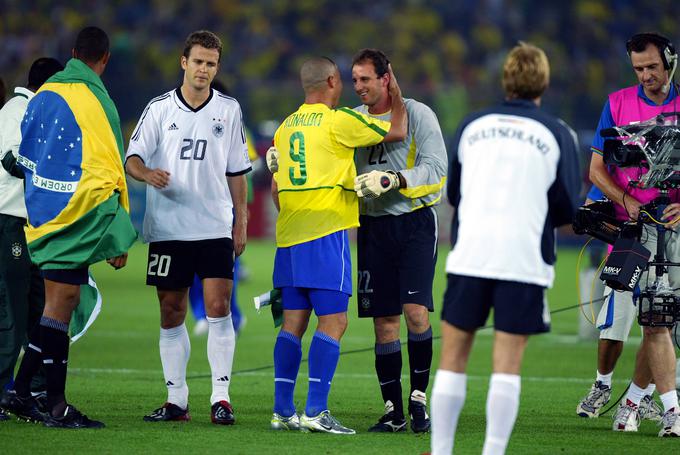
[148,254,171,277]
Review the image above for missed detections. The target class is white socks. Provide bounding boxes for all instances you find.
[431,370,467,455]
[159,324,191,409]
[482,373,521,455]
[625,382,646,406]
[643,383,656,396]
[207,314,236,404]
[596,370,613,388]
[660,390,679,413]
[159,316,236,409]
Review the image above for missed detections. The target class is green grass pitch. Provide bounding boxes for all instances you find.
[1,239,678,454]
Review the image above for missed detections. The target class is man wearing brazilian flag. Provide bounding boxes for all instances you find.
[4,26,136,429]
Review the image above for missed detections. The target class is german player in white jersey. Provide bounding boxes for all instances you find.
[125,30,251,425]
[430,43,580,454]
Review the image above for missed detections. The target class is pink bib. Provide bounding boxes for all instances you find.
[607,86,680,220]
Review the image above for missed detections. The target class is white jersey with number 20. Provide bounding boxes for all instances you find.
[126,88,251,243]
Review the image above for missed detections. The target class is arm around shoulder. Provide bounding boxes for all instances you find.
[382,64,407,143]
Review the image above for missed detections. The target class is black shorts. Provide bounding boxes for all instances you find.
[357,208,437,318]
[146,238,234,289]
[41,268,89,285]
[441,274,550,335]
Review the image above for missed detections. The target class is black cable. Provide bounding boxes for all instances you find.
[599,383,630,417]
[186,298,608,380]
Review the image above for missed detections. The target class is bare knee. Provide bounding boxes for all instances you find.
[492,331,528,374]
[318,312,349,341]
[43,280,81,323]
[159,290,188,329]
[374,316,400,344]
[281,310,311,338]
[403,304,431,334]
[204,296,229,318]
[438,321,476,372]
[202,278,231,318]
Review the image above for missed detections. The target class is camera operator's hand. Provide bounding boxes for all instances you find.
[625,198,643,221]
[662,203,680,226]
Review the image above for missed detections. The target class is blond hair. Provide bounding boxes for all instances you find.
[502,42,550,100]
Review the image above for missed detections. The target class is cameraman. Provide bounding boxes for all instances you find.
[584,32,680,436]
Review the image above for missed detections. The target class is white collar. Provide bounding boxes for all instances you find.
[13,87,35,100]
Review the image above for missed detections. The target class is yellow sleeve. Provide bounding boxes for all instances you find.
[331,107,390,148]
[245,128,259,162]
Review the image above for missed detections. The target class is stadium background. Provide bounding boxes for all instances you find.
[2,1,680,453]
[2,0,679,236]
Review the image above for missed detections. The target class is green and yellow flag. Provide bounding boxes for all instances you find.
[18,58,136,269]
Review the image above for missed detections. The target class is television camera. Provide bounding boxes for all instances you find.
[573,113,680,326]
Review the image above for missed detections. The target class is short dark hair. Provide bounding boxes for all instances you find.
[183,30,222,61]
[27,57,63,90]
[74,26,110,63]
[352,48,390,77]
[626,32,675,69]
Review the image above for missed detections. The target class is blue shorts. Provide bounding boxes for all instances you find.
[441,274,550,335]
[281,287,349,316]
[273,231,352,294]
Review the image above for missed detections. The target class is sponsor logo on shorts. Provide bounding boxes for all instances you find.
[361,297,371,309]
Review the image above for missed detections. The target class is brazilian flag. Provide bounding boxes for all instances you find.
[18,58,137,339]
[18,58,136,268]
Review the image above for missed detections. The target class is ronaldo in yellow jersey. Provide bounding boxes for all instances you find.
[269,56,407,434]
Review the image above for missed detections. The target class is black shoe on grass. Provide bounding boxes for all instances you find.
[211,400,235,425]
[143,402,190,422]
[0,390,45,423]
[368,410,407,433]
[43,404,104,429]
[409,390,430,433]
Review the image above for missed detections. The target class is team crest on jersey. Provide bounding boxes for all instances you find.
[11,242,22,258]
[212,123,224,138]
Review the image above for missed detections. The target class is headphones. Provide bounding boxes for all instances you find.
[626,32,677,70]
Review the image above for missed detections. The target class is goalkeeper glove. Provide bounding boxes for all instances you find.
[354,170,400,199]
[266,146,279,173]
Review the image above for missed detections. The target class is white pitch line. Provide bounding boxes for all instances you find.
[69,367,631,384]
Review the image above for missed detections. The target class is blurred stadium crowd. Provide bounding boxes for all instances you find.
[1,0,676,230]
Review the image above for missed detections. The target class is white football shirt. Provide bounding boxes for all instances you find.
[126,88,251,242]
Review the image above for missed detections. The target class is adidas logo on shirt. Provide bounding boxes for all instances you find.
[168,123,179,131]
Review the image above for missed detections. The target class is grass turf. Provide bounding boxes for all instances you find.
[1,239,677,454]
